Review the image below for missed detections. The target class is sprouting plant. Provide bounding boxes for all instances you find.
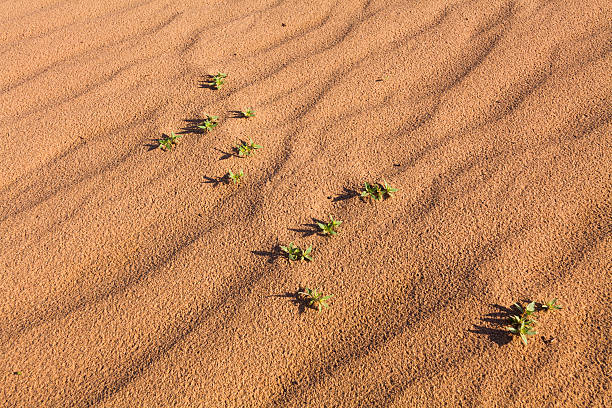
[227,169,244,184]
[158,132,181,151]
[506,301,538,345]
[235,138,262,157]
[317,215,342,236]
[381,180,398,198]
[280,242,312,262]
[241,108,256,118]
[360,180,397,201]
[210,72,227,89]
[541,298,562,311]
[298,287,333,312]
[361,182,382,200]
[197,115,219,132]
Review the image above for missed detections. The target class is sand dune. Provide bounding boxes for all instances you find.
[1,0,610,406]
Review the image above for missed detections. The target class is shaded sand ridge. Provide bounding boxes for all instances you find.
[0,0,610,406]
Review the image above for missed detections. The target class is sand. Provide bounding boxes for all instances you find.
[1,0,610,406]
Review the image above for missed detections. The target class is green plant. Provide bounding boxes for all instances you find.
[360,180,397,200]
[317,215,342,236]
[280,242,312,261]
[381,180,398,197]
[298,287,333,312]
[197,115,219,132]
[235,138,262,157]
[241,108,256,118]
[361,182,382,200]
[506,301,537,345]
[211,72,227,89]
[158,132,181,151]
[227,169,244,184]
[541,298,562,311]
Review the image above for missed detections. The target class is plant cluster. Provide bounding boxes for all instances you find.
[235,138,262,157]
[360,180,397,201]
[157,70,409,317]
[241,108,256,118]
[158,132,181,151]
[506,299,562,345]
[317,215,342,236]
[280,242,312,262]
[506,301,537,345]
[299,287,333,313]
[210,72,227,89]
[227,169,244,184]
[198,115,219,132]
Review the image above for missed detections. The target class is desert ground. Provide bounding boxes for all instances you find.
[1,0,610,406]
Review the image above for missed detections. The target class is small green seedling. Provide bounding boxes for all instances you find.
[241,108,256,118]
[197,115,219,132]
[211,72,227,89]
[298,287,333,312]
[506,301,537,345]
[280,242,312,261]
[360,180,397,201]
[381,180,398,197]
[317,215,342,236]
[235,138,262,157]
[158,132,181,151]
[361,182,382,200]
[227,169,244,184]
[541,298,562,311]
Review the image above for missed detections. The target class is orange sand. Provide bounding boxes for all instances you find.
[0,0,610,406]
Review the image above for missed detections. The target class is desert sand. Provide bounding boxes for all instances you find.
[1,0,610,406]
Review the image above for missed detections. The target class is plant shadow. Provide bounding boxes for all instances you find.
[198,75,217,90]
[229,110,247,119]
[268,289,311,314]
[145,138,161,151]
[332,187,360,202]
[202,174,229,187]
[251,245,285,264]
[287,218,324,237]
[468,304,514,346]
[214,147,238,160]
[180,118,209,135]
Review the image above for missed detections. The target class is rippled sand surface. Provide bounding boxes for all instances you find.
[1,0,610,406]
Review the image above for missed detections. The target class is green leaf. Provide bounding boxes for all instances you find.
[526,301,536,313]
[506,327,518,334]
